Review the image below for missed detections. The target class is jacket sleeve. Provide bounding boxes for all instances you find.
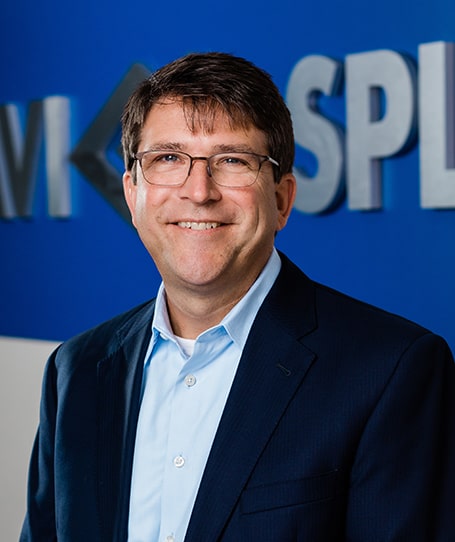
[20,349,59,542]
[346,332,455,541]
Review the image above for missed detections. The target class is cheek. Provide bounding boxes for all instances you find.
[133,189,163,226]
[236,195,279,241]
[254,189,281,230]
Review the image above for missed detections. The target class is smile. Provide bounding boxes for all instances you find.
[177,222,222,230]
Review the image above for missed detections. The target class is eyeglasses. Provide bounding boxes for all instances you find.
[133,150,280,188]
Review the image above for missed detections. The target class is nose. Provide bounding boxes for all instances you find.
[187,156,212,178]
[179,158,221,204]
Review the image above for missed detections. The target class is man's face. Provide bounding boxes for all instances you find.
[123,99,296,299]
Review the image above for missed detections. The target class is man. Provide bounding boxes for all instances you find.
[21,52,455,541]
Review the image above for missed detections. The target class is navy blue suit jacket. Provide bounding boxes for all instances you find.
[21,255,455,541]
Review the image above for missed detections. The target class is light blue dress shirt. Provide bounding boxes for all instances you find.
[128,249,281,542]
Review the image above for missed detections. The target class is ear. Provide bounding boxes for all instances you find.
[275,172,297,231]
[123,171,137,228]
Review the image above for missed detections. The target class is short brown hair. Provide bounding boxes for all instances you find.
[121,52,295,182]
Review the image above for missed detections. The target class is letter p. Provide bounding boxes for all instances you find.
[346,50,417,210]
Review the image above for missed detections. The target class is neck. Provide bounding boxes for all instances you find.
[164,281,253,339]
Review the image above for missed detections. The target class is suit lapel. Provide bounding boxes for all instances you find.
[185,256,318,541]
[95,301,155,542]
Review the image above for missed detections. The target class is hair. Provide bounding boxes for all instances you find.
[121,52,295,182]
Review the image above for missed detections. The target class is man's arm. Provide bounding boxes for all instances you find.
[346,332,455,541]
[20,351,58,542]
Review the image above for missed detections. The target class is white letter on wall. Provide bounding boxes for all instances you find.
[419,42,455,208]
[346,50,417,210]
[43,96,71,217]
[287,55,344,214]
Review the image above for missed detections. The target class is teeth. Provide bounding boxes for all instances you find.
[177,222,221,230]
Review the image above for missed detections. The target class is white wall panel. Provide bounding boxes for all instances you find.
[0,337,59,541]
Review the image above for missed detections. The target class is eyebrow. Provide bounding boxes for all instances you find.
[143,142,183,152]
[213,143,257,153]
[142,142,259,154]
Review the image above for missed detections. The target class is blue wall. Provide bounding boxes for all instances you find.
[2,0,455,351]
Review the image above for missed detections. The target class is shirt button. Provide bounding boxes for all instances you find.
[184,374,197,387]
[165,536,175,542]
[173,455,185,468]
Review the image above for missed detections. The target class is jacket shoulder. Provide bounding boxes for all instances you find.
[276,252,437,349]
[55,299,155,368]
[314,279,430,339]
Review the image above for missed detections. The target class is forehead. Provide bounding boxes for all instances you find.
[140,98,267,150]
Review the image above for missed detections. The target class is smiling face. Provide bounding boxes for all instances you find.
[123,98,296,313]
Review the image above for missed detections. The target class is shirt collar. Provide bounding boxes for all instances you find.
[219,248,281,347]
[152,248,281,350]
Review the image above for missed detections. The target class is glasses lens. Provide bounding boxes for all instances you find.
[140,151,190,185]
[209,153,262,187]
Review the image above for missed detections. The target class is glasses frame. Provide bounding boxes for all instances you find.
[133,149,280,187]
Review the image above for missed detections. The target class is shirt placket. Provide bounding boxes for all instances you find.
[158,329,232,542]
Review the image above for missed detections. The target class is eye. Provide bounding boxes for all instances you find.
[153,152,182,163]
[226,155,247,165]
[216,153,252,169]
[142,152,189,172]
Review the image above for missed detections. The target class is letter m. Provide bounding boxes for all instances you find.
[0,97,71,218]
